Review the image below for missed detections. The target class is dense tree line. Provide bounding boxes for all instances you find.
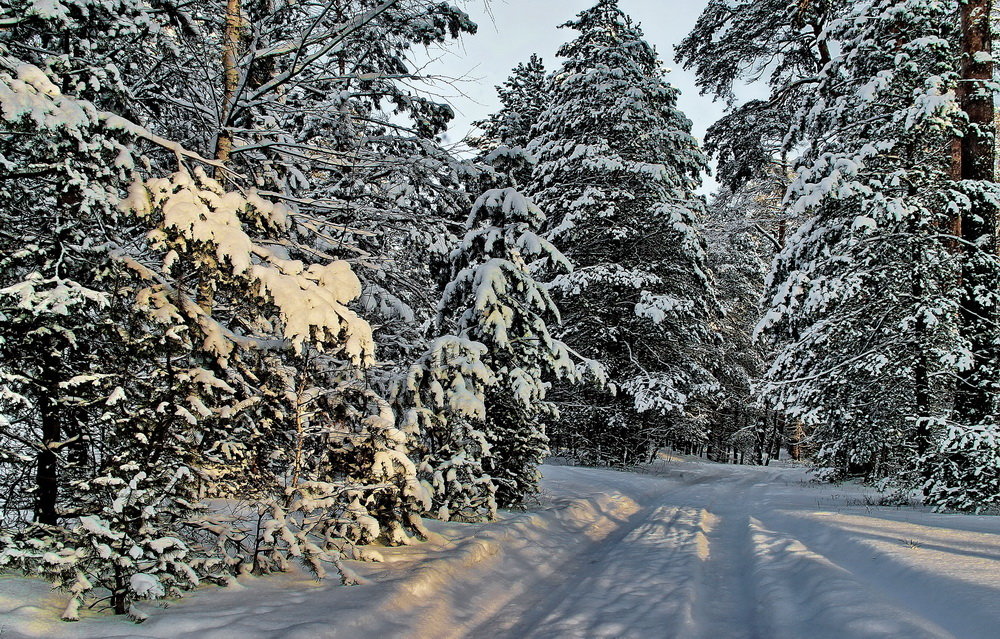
[679,0,999,510]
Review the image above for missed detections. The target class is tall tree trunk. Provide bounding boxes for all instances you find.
[954,0,998,427]
[35,357,60,525]
[913,314,933,457]
[215,0,242,176]
[202,0,244,312]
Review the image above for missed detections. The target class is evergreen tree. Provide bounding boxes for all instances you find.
[684,0,999,507]
[119,0,480,393]
[474,55,547,153]
[755,0,993,491]
[676,0,847,192]
[678,1,847,465]
[701,183,787,464]
[924,0,1000,511]
[0,1,218,618]
[472,55,547,188]
[397,336,498,521]
[439,189,583,507]
[528,0,718,465]
[399,189,587,517]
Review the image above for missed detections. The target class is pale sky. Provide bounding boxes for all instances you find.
[416,0,728,190]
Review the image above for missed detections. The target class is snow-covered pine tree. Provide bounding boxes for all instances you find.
[125,0,480,393]
[678,0,846,460]
[265,0,480,389]
[0,0,227,618]
[118,0,480,556]
[528,0,718,465]
[118,167,430,566]
[683,0,999,500]
[924,0,1000,512]
[676,0,846,194]
[0,0,169,532]
[755,0,987,487]
[472,54,547,188]
[678,0,840,464]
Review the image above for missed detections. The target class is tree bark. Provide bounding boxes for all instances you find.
[954,0,998,427]
[214,0,243,176]
[35,357,60,525]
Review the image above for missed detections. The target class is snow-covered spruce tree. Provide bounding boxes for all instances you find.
[396,337,498,521]
[118,168,433,570]
[528,0,718,465]
[399,189,586,517]
[0,59,129,530]
[755,0,977,484]
[473,55,547,154]
[0,0,173,531]
[471,54,548,189]
[326,383,431,548]
[0,0,226,618]
[442,189,583,508]
[0,75,207,618]
[0,135,394,617]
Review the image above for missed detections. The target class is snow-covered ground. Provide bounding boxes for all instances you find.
[2,456,999,639]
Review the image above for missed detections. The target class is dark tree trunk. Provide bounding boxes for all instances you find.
[788,419,806,461]
[35,358,60,525]
[954,0,998,427]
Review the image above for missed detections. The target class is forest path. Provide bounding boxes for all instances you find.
[444,460,1000,639]
[3,458,999,639]
[470,469,767,639]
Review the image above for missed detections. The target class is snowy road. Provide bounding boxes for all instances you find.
[398,462,1000,639]
[2,457,999,638]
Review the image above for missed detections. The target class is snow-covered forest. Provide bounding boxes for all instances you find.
[1,0,998,631]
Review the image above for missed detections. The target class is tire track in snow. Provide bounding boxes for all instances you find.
[687,479,765,639]
[398,465,992,639]
[476,472,771,639]
[455,468,725,639]
[375,467,675,638]
[758,510,1000,639]
[748,518,957,639]
[485,505,711,638]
